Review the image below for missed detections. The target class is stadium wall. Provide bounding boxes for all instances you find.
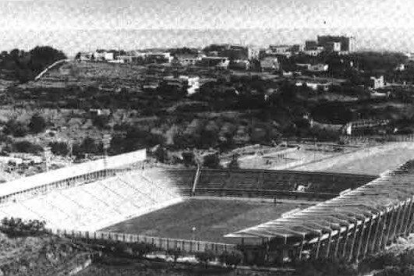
[340,134,414,144]
[49,228,236,254]
[0,149,146,204]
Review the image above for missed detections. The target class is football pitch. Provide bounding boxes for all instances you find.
[102,198,306,243]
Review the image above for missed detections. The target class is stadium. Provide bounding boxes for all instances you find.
[0,148,413,265]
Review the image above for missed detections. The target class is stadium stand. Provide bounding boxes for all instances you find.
[139,168,376,200]
[0,171,183,231]
[194,169,376,199]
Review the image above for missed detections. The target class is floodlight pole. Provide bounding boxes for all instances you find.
[192,227,196,241]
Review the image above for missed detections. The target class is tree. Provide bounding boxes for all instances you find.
[166,248,182,263]
[131,242,156,258]
[28,46,67,75]
[203,153,221,169]
[195,250,216,267]
[72,137,103,158]
[182,151,196,167]
[3,120,28,137]
[227,154,240,170]
[28,114,47,133]
[92,115,110,130]
[49,142,69,156]
[219,250,243,268]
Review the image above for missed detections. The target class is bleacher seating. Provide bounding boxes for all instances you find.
[0,165,376,232]
[0,171,183,231]
[195,169,375,196]
[142,169,195,190]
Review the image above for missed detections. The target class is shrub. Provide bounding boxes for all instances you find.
[92,115,110,130]
[28,114,47,133]
[294,258,357,276]
[48,141,69,156]
[195,250,216,267]
[72,137,103,158]
[131,242,156,258]
[182,151,196,167]
[225,250,243,268]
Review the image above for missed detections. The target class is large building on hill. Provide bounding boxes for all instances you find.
[317,35,356,53]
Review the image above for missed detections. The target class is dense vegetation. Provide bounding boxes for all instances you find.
[0,46,66,83]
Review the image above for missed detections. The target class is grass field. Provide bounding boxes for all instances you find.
[101,198,305,243]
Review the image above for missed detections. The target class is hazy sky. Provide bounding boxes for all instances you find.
[0,0,413,54]
[0,0,413,30]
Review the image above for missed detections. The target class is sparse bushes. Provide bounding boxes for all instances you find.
[3,120,29,137]
[0,217,46,237]
[130,242,157,258]
[13,140,43,154]
[360,250,414,276]
[294,258,357,276]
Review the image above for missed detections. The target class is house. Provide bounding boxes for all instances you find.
[260,57,279,72]
[303,49,322,56]
[199,57,230,69]
[145,52,173,64]
[325,42,342,52]
[308,64,329,72]
[163,75,200,94]
[77,52,94,61]
[229,60,250,70]
[267,45,291,55]
[369,76,385,89]
[295,81,331,91]
[115,55,135,63]
[93,51,114,61]
[343,119,390,135]
[174,53,202,66]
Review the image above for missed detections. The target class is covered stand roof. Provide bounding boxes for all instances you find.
[225,161,414,244]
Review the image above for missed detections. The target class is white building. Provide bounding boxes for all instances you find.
[369,76,385,89]
[308,64,329,72]
[175,54,202,66]
[266,45,291,56]
[200,57,230,69]
[304,49,323,56]
[260,57,279,71]
[93,51,114,61]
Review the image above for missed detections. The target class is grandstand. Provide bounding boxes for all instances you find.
[225,160,414,263]
[0,171,182,231]
[143,168,376,200]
